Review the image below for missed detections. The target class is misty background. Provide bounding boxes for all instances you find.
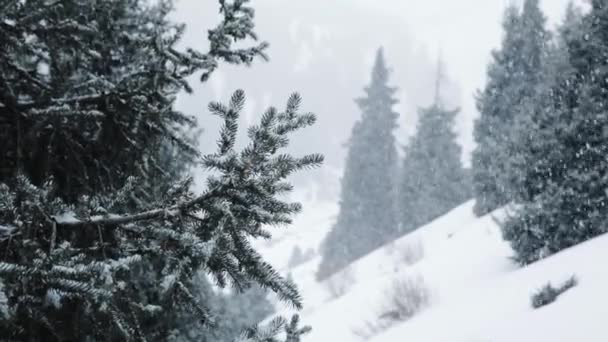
[173,0,579,201]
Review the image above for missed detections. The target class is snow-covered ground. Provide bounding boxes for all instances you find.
[262,200,608,341]
[255,195,338,274]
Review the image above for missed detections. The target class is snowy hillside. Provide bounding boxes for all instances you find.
[266,200,608,341]
[256,196,338,274]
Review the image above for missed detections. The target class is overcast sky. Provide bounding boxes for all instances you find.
[173,0,583,200]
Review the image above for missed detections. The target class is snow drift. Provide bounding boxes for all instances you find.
[264,200,608,341]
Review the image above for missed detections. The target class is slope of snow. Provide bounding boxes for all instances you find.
[273,200,608,341]
[257,196,338,273]
[374,224,608,342]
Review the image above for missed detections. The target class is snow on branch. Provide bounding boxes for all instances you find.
[55,189,218,228]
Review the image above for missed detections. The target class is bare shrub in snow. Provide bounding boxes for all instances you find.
[531,276,578,309]
[399,240,425,265]
[351,319,387,340]
[386,240,424,271]
[380,274,429,321]
[326,267,355,299]
[352,274,430,339]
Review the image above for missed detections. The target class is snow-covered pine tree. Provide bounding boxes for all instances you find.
[0,0,318,340]
[124,131,206,339]
[501,2,583,206]
[558,2,584,47]
[317,48,399,280]
[502,2,608,264]
[471,0,550,215]
[399,62,471,233]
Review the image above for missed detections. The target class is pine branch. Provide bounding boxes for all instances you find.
[55,189,220,228]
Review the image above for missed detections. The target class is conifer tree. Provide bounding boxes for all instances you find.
[0,0,317,340]
[287,246,314,269]
[502,2,608,264]
[400,62,471,233]
[502,2,583,205]
[472,0,549,215]
[317,48,399,280]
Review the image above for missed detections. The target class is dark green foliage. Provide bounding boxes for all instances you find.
[206,286,275,342]
[472,0,550,215]
[0,0,267,201]
[168,273,275,342]
[0,0,315,340]
[400,99,471,233]
[239,314,311,342]
[317,48,399,280]
[501,2,608,264]
[0,90,318,341]
[531,276,577,309]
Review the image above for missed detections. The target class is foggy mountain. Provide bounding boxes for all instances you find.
[2,0,602,341]
[173,0,460,199]
[173,0,578,200]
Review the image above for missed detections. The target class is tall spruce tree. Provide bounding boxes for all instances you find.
[0,0,317,340]
[399,62,471,233]
[502,2,608,264]
[472,0,549,215]
[317,48,399,280]
[502,3,583,205]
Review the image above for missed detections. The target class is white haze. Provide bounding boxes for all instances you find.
[173,0,583,201]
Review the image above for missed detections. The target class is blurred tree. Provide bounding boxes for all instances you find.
[471,0,550,215]
[502,2,608,264]
[399,61,471,233]
[317,48,399,280]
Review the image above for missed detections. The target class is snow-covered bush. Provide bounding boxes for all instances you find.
[531,276,577,309]
[326,267,355,299]
[398,240,425,266]
[353,274,429,339]
[380,274,429,321]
